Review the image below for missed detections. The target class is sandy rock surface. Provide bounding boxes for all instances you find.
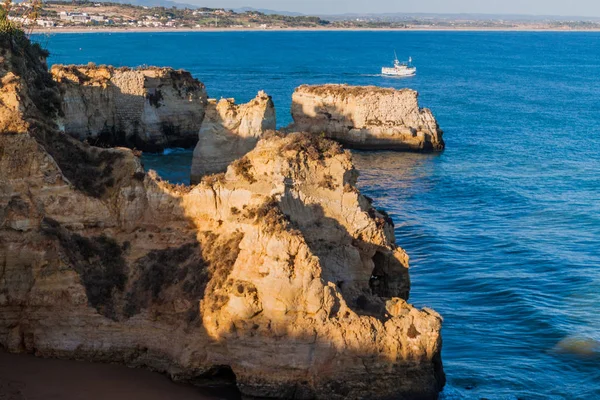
[289,84,445,151]
[190,91,275,183]
[52,64,207,151]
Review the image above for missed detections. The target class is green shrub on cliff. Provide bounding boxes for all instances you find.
[0,3,60,130]
[0,0,48,57]
[0,4,20,38]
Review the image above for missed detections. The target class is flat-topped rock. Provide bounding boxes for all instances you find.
[190,91,275,184]
[289,84,445,151]
[52,64,208,151]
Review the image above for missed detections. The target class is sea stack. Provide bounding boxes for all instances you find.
[190,91,275,184]
[51,64,208,151]
[289,84,445,151]
[0,34,445,399]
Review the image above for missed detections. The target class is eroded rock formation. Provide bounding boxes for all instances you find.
[0,35,445,399]
[289,84,445,151]
[190,91,275,184]
[51,64,207,151]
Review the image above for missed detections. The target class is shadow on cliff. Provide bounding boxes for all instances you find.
[287,99,443,152]
[1,38,443,398]
[19,130,242,398]
[190,93,276,184]
[190,106,264,183]
[279,189,410,318]
[56,66,202,152]
[3,128,444,398]
[94,91,198,153]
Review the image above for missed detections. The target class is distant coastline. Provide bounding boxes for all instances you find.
[34,26,600,34]
[19,2,600,35]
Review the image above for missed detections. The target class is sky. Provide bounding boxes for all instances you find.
[189,0,600,17]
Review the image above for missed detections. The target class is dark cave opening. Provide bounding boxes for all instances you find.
[369,251,389,297]
[191,365,239,391]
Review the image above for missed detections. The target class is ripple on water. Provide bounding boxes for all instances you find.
[353,142,600,399]
[63,31,600,399]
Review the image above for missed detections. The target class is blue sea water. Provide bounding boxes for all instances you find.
[36,31,600,399]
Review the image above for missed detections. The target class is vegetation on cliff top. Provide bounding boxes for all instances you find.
[0,3,60,123]
[281,132,345,162]
[0,0,43,43]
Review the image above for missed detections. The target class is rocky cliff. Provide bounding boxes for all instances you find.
[289,84,445,151]
[190,91,275,184]
[51,64,207,151]
[0,35,444,399]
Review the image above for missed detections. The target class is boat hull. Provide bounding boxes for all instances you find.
[381,67,417,77]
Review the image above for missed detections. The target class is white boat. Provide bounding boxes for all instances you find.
[382,53,416,77]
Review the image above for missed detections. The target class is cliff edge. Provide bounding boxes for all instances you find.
[0,35,445,399]
[190,91,275,184]
[51,64,207,151]
[289,84,445,152]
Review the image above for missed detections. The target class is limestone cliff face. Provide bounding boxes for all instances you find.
[290,84,445,151]
[51,65,208,151]
[0,37,445,399]
[190,91,275,184]
[1,132,444,399]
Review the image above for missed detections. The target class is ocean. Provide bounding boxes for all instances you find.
[36,31,600,399]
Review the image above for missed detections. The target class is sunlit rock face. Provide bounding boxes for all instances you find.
[190,91,275,184]
[0,35,445,400]
[51,64,208,151]
[289,84,445,152]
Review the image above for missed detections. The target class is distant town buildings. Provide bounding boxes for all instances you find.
[6,2,334,31]
[58,11,107,24]
[8,15,55,27]
[8,16,33,25]
[37,19,55,27]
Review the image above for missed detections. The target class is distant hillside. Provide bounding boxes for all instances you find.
[36,1,330,29]
[321,12,600,22]
[233,7,304,17]
[34,2,600,22]
[40,1,304,13]
[47,0,199,9]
